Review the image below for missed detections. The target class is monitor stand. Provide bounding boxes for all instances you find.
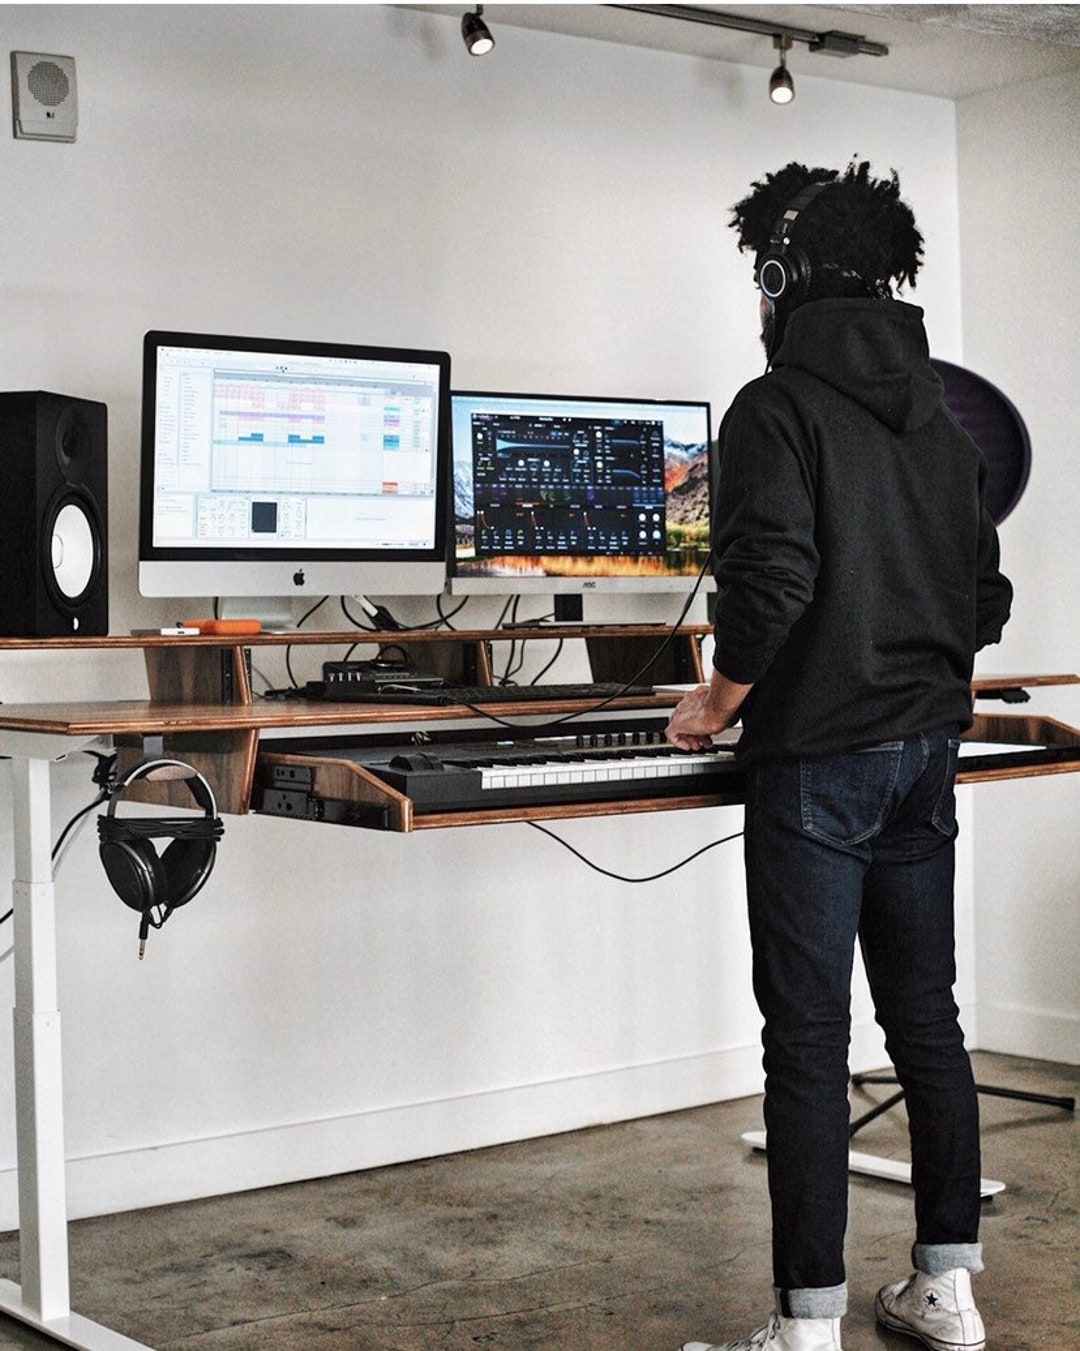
[500,595,585,630]
[554,595,584,623]
[503,596,663,631]
[216,596,298,631]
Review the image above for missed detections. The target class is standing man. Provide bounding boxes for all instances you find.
[667,161,1012,1351]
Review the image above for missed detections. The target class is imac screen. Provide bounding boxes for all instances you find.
[139,331,451,600]
[450,391,712,594]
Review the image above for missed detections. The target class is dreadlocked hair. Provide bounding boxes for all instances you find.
[729,159,924,302]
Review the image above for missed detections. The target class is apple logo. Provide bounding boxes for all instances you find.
[292,569,305,586]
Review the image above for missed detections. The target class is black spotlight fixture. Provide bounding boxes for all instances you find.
[769,33,795,104]
[462,5,495,56]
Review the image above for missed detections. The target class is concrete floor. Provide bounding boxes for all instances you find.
[0,1052,1075,1350]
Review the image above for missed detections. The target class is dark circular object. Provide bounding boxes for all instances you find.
[931,358,1032,524]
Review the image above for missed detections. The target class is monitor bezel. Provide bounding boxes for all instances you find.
[138,329,452,600]
[448,388,714,596]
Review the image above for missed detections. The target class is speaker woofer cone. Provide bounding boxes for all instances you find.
[42,487,104,618]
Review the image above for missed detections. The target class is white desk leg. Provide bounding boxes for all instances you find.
[0,754,152,1349]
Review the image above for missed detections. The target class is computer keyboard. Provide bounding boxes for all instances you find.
[331,681,656,706]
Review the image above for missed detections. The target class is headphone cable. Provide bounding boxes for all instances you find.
[0,751,117,929]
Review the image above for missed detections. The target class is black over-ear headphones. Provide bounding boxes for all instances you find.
[756,179,831,305]
[98,759,224,956]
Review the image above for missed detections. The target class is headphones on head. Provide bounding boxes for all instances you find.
[98,759,224,953]
[756,179,830,305]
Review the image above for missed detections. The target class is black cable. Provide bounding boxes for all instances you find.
[51,789,110,858]
[435,593,469,630]
[340,594,469,635]
[398,599,470,632]
[451,554,713,733]
[501,640,522,685]
[493,595,517,631]
[527,820,743,883]
[498,598,521,684]
[1,751,118,928]
[297,596,330,627]
[284,648,301,691]
[529,639,565,685]
[340,596,379,632]
[284,595,331,690]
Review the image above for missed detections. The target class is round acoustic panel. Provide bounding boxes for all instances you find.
[931,358,1032,525]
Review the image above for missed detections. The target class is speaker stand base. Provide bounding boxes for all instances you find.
[739,1131,1005,1198]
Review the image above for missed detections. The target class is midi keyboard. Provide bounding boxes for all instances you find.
[260,727,742,819]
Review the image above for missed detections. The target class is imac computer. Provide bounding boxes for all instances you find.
[139,331,451,617]
[449,390,713,620]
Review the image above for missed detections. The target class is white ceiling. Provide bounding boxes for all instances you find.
[410,4,1080,98]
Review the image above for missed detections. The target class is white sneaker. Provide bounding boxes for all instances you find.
[681,1311,842,1350]
[875,1268,986,1351]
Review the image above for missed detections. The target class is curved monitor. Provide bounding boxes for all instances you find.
[139,331,451,605]
[449,390,713,600]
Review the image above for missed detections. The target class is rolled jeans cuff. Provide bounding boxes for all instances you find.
[776,1282,847,1319]
[913,1242,984,1276]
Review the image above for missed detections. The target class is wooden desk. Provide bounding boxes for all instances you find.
[0,631,1076,1348]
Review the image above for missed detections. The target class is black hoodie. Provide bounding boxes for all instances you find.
[712,297,1012,761]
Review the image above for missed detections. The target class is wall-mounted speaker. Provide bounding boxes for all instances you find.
[0,392,109,636]
[10,52,78,142]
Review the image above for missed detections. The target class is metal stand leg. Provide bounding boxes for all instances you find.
[850,1071,1076,1123]
[0,754,151,1349]
[829,1067,1075,1198]
[742,1065,1072,1201]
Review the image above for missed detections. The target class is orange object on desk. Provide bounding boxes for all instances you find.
[182,619,263,635]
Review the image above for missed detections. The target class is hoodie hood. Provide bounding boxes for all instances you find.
[772,297,944,434]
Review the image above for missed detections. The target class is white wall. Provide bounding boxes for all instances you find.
[957,70,1080,1062]
[0,4,1033,1227]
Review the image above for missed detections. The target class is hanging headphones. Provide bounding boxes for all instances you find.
[98,759,224,956]
[756,179,831,305]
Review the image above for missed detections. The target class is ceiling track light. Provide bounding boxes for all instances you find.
[769,33,795,106]
[462,5,495,57]
[610,6,889,59]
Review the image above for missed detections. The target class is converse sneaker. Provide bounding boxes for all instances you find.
[681,1312,842,1350]
[875,1268,985,1351]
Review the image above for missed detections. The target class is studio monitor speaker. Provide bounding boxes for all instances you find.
[0,391,109,636]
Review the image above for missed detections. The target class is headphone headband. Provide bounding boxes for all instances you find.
[106,758,218,818]
[770,180,830,250]
[757,179,831,304]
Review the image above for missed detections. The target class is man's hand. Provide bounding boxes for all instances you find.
[665,671,753,751]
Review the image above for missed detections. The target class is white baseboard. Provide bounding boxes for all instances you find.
[0,1002,1007,1233]
[974,1002,1079,1064]
[0,1042,767,1231]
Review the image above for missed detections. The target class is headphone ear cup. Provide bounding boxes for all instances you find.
[784,244,812,303]
[159,836,217,909]
[759,245,812,304]
[757,250,790,302]
[99,838,167,913]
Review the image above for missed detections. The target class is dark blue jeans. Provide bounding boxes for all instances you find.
[743,725,983,1319]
